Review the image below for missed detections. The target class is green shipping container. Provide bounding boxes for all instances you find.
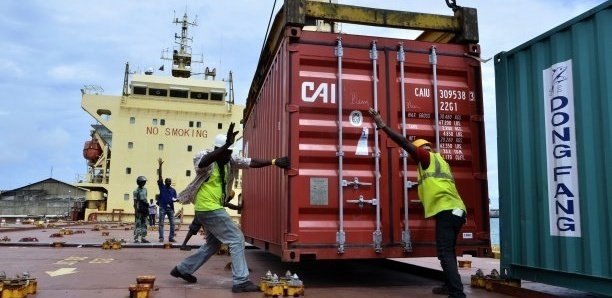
[494,1,612,295]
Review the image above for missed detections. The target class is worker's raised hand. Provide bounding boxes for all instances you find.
[274,156,290,169]
[368,108,386,129]
[158,158,164,166]
[225,122,239,147]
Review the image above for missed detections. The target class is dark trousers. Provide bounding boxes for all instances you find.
[149,214,156,226]
[435,210,466,298]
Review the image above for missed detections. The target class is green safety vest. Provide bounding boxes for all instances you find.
[194,163,228,211]
[417,152,466,218]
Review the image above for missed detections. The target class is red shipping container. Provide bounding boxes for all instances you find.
[242,17,489,262]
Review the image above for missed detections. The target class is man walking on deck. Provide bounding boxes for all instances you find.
[369,108,467,298]
[170,122,289,293]
[157,158,177,243]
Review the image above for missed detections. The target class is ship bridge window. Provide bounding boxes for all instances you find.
[190,91,208,100]
[187,145,193,152]
[149,88,168,97]
[158,144,164,150]
[186,170,191,177]
[126,167,131,174]
[170,89,188,98]
[130,117,135,124]
[128,142,133,149]
[160,119,165,125]
[132,85,147,95]
[152,119,158,125]
[211,92,224,101]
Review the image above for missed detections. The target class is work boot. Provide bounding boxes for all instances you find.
[432,285,449,295]
[134,239,140,243]
[231,280,259,293]
[170,266,197,283]
[141,238,150,243]
[169,238,176,243]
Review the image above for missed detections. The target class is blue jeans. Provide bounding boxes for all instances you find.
[158,206,175,241]
[435,210,466,298]
[176,209,249,285]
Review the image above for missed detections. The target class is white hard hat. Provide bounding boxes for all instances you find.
[213,134,234,150]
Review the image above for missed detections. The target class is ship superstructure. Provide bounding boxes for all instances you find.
[78,13,244,222]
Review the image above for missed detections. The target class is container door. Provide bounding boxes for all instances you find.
[287,32,403,261]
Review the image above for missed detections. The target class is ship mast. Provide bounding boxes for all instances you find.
[162,13,199,78]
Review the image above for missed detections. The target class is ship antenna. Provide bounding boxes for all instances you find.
[161,12,200,78]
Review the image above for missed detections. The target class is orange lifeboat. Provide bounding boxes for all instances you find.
[83,139,102,163]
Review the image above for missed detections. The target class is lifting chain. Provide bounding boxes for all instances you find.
[445,0,461,12]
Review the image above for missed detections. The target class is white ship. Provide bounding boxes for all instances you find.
[77,13,244,223]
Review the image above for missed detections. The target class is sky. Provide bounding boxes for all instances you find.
[0,0,606,208]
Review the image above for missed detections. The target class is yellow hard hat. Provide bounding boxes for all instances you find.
[412,139,432,148]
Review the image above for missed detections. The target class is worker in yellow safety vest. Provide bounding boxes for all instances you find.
[369,108,467,298]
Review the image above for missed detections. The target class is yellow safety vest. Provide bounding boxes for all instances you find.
[417,152,466,218]
[194,163,228,211]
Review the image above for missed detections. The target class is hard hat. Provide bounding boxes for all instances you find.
[136,176,147,183]
[213,134,234,150]
[412,139,432,148]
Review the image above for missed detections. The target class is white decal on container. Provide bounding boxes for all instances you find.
[356,127,369,156]
[543,59,581,237]
[462,232,473,239]
[349,110,363,126]
[301,81,336,104]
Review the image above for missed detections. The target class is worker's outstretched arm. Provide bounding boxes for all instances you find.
[368,108,418,160]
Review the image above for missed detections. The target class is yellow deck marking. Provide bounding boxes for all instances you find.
[46,268,77,277]
[89,258,114,264]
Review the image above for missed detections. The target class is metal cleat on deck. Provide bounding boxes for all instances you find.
[286,273,305,297]
[101,231,110,236]
[18,237,39,242]
[22,272,37,295]
[458,259,472,268]
[2,236,12,242]
[470,268,486,288]
[102,238,122,250]
[51,242,66,248]
[128,283,151,298]
[74,230,85,234]
[59,229,74,235]
[136,275,156,290]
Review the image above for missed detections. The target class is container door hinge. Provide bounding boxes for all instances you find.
[473,172,487,180]
[470,115,484,122]
[286,104,299,113]
[284,233,299,243]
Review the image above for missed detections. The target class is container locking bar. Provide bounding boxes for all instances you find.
[370,40,383,254]
[398,43,413,253]
[343,177,372,189]
[335,37,346,255]
[346,195,378,208]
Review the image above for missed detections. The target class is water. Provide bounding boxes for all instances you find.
[490,217,500,245]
